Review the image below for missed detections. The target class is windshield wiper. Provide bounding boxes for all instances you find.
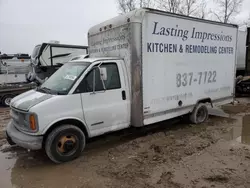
[49,53,71,59]
[37,87,53,94]
[37,87,67,95]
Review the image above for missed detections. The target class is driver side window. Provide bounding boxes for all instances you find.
[75,63,121,93]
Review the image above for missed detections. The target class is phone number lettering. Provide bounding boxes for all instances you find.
[176,71,217,87]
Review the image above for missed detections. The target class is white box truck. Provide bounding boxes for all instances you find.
[6,8,238,163]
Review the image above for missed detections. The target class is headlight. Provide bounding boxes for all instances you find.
[11,108,39,133]
[24,113,38,132]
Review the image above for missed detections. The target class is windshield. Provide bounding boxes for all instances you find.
[38,62,90,94]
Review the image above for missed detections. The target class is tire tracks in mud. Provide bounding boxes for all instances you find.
[94,116,236,188]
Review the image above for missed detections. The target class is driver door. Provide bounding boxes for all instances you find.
[75,61,130,137]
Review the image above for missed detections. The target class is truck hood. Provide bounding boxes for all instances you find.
[10,89,53,111]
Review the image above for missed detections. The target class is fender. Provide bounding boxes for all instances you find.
[42,116,90,137]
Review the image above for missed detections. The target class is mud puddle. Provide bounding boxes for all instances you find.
[0,145,93,188]
[0,145,16,188]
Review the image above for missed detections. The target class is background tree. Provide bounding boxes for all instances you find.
[212,0,243,23]
[179,0,198,16]
[118,0,136,13]
[197,0,208,19]
[117,0,245,24]
[118,0,155,14]
[139,0,155,8]
[157,0,181,13]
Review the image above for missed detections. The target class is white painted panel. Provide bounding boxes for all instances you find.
[142,13,237,119]
[88,25,132,92]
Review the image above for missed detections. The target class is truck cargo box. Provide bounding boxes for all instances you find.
[88,8,238,126]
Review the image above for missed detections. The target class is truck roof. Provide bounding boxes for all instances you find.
[70,57,122,63]
[88,7,238,36]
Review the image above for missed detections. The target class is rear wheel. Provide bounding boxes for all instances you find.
[45,125,86,164]
[190,103,209,124]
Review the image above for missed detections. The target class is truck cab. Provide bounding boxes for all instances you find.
[6,57,130,163]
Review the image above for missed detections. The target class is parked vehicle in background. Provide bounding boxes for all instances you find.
[27,42,88,84]
[0,53,31,84]
[6,8,238,163]
[0,53,34,106]
[0,42,88,106]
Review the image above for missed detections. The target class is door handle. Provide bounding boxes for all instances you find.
[122,90,126,100]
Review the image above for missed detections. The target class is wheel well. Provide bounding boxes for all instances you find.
[42,119,89,148]
[197,98,213,107]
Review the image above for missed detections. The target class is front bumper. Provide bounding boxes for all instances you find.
[6,121,43,150]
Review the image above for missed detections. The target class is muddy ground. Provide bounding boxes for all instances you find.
[1,99,250,188]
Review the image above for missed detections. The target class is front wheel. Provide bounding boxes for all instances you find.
[45,125,86,164]
[190,103,209,124]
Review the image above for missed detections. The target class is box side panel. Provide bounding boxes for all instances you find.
[142,12,237,124]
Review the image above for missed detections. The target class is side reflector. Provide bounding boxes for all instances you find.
[29,115,36,130]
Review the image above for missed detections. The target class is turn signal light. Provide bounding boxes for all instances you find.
[29,115,36,130]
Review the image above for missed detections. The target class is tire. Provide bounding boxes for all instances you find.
[6,132,16,146]
[45,125,86,164]
[190,103,209,124]
[1,95,13,107]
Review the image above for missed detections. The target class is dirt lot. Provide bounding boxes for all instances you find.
[1,99,250,188]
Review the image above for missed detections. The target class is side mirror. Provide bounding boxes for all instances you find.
[100,67,107,81]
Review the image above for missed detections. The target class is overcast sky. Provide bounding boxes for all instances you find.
[0,0,118,54]
[0,0,249,54]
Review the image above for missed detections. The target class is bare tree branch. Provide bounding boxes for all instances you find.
[157,0,182,13]
[117,0,136,14]
[139,0,156,8]
[157,0,209,18]
[117,0,155,14]
[198,0,207,19]
[212,11,223,22]
[212,0,243,23]
[180,0,198,16]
